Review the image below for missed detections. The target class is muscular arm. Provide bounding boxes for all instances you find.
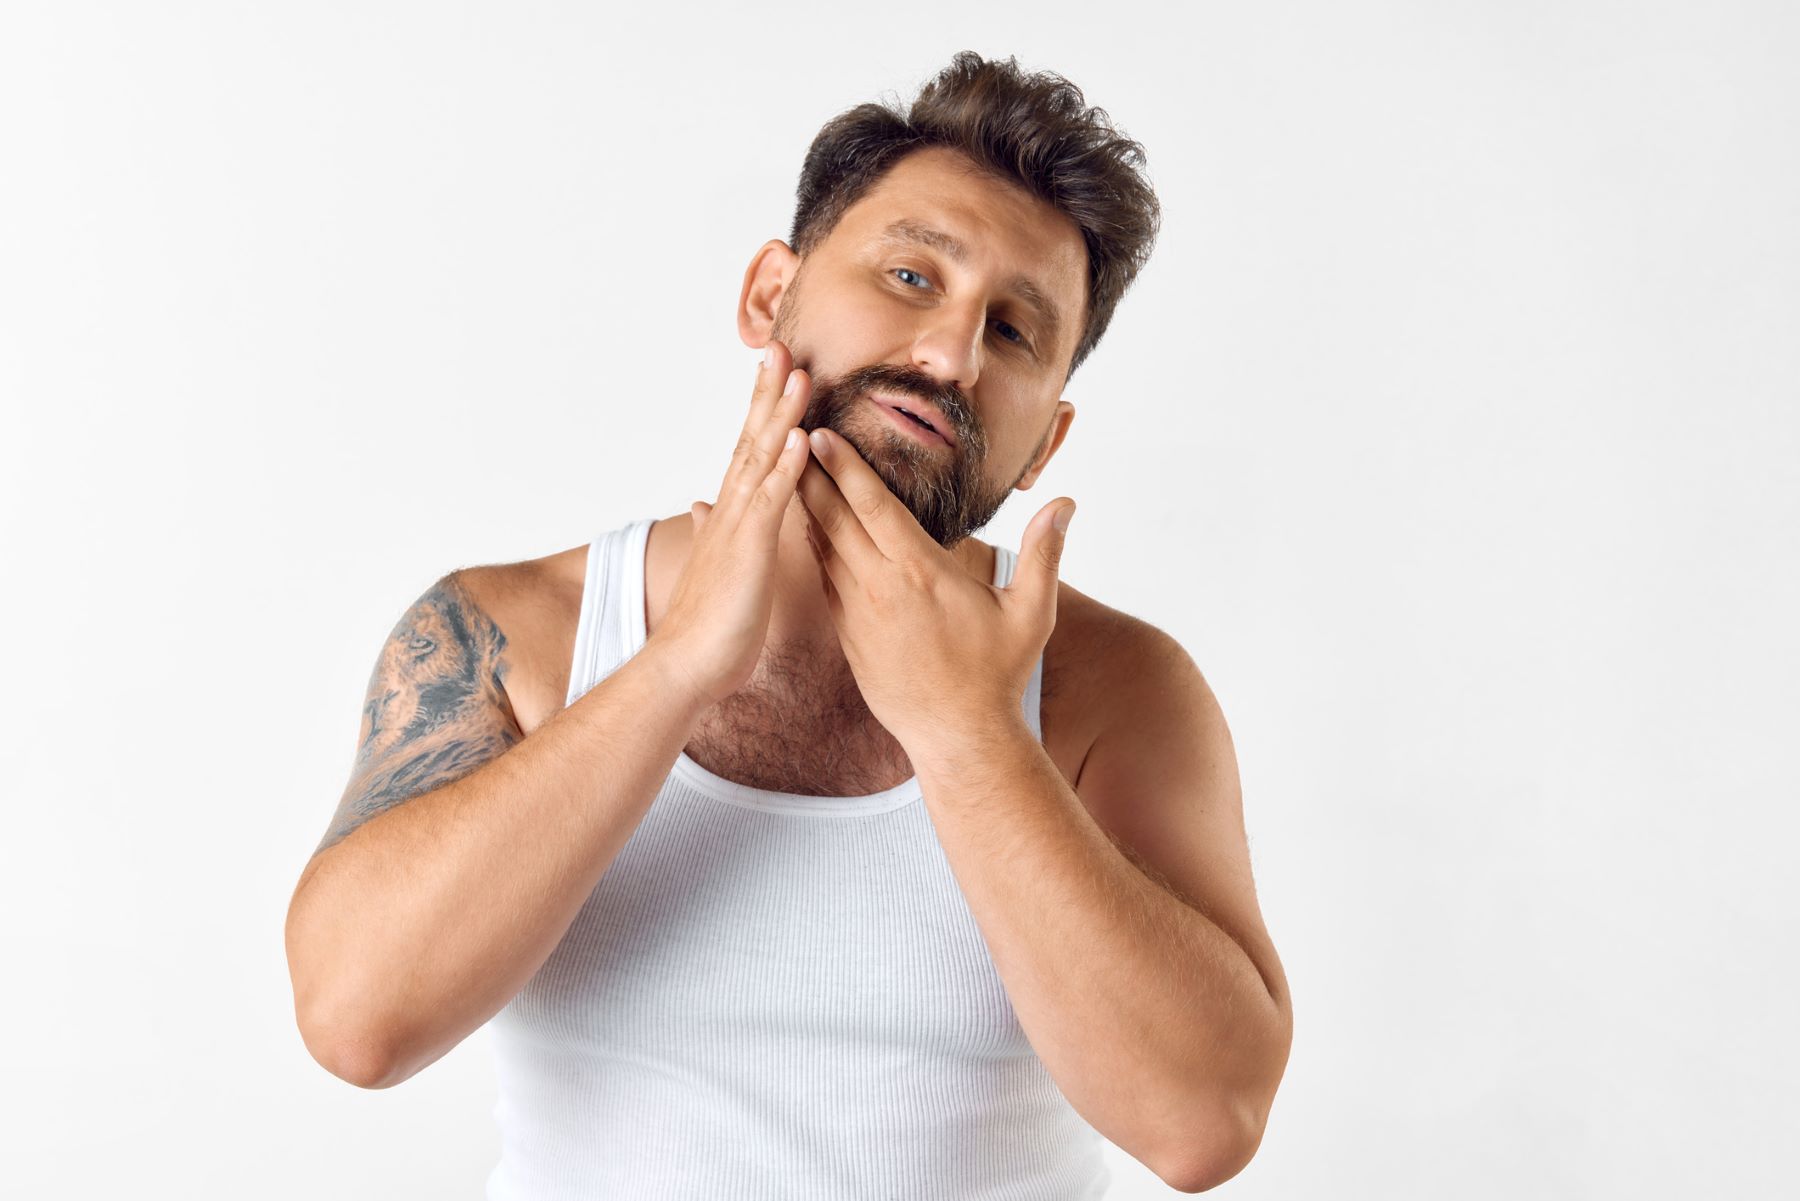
[285,568,711,1089]
[311,573,522,860]
[908,608,1290,1190]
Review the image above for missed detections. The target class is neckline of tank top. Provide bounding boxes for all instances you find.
[621,515,1021,818]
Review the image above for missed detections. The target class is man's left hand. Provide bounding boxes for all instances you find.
[795,426,1076,753]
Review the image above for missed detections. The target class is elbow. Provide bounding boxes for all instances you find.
[287,884,405,1089]
[1162,990,1293,1190]
[289,959,432,1091]
[1159,1130,1260,1195]
[297,1009,406,1090]
[1152,1109,1267,1195]
[1156,1073,1284,1193]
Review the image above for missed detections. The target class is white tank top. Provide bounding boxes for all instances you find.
[482,516,1112,1200]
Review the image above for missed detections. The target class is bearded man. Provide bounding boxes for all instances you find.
[285,50,1292,1199]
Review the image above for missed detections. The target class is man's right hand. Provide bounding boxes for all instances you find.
[649,338,814,709]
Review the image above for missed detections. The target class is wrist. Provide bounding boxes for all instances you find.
[632,637,720,724]
[900,706,1037,781]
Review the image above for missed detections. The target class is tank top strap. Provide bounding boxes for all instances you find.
[989,545,1047,742]
[564,517,656,708]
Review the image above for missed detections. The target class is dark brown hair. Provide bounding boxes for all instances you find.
[789,51,1161,380]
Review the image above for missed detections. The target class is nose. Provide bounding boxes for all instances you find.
[908,297,986,394]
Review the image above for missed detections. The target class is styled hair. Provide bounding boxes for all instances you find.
[788,51,1161,379]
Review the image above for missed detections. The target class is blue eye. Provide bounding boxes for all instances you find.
[885,268,1029,352]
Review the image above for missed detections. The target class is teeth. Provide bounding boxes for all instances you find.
[897,408,935,432]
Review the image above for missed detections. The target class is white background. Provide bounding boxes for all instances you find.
[2,2,1795,1197]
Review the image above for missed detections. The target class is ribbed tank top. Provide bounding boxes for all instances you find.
[482,516,1112,1200]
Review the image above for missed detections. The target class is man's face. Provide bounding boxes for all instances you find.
[762,147,1087,549]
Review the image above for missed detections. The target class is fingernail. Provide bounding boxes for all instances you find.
[1054,504,1075,532]
[808,428,829,454]
[763,345,775,370]
[785,428,801,451]
[784,370,800,396]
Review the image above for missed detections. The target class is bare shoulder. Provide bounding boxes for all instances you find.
[303,568,521,866]
[1040,577,1220,797]
[301,541,592,878]
[453,542,591,734]
[1042,580,1286,1025]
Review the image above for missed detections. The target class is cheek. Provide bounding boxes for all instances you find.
[815,282,915,346]
[982,404,1051,474]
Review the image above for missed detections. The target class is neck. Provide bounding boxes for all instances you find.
[653,496,994,684]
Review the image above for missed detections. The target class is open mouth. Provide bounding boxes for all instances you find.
[869,394,951,447]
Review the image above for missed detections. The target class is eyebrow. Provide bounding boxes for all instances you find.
[872,218,1065,352]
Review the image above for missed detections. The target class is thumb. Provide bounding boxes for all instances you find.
[1013,497,1075,611]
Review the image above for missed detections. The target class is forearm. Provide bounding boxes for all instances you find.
[285,643,709,1087]
[910,716,1287,1179]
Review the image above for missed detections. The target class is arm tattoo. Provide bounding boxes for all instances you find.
[313,574,521,856]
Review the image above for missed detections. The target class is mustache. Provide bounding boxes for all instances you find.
[826,364,977,444]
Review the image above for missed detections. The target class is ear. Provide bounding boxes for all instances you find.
[1013,400,1076,491]
[738,239,802,349]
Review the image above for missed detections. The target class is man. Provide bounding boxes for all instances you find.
[285,51,1291,1197]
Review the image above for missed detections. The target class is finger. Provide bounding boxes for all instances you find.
[802,481,857,593]
[749,343,812,450]
[721,341,794,493]
[742,424,813,542]
[722,364,809,514]
[742,340,791,434]
[690,499,712,534]
[804,427,932,563]
[770,359,813,433]
[796,455,877,582]
[1009,496,1076,616]
[805,508,847,621]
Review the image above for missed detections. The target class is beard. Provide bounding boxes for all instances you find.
[797,361,1027,549]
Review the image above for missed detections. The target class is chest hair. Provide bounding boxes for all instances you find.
[681,637,916,796]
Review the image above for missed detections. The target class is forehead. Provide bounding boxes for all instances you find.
[825,147,1088,343]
